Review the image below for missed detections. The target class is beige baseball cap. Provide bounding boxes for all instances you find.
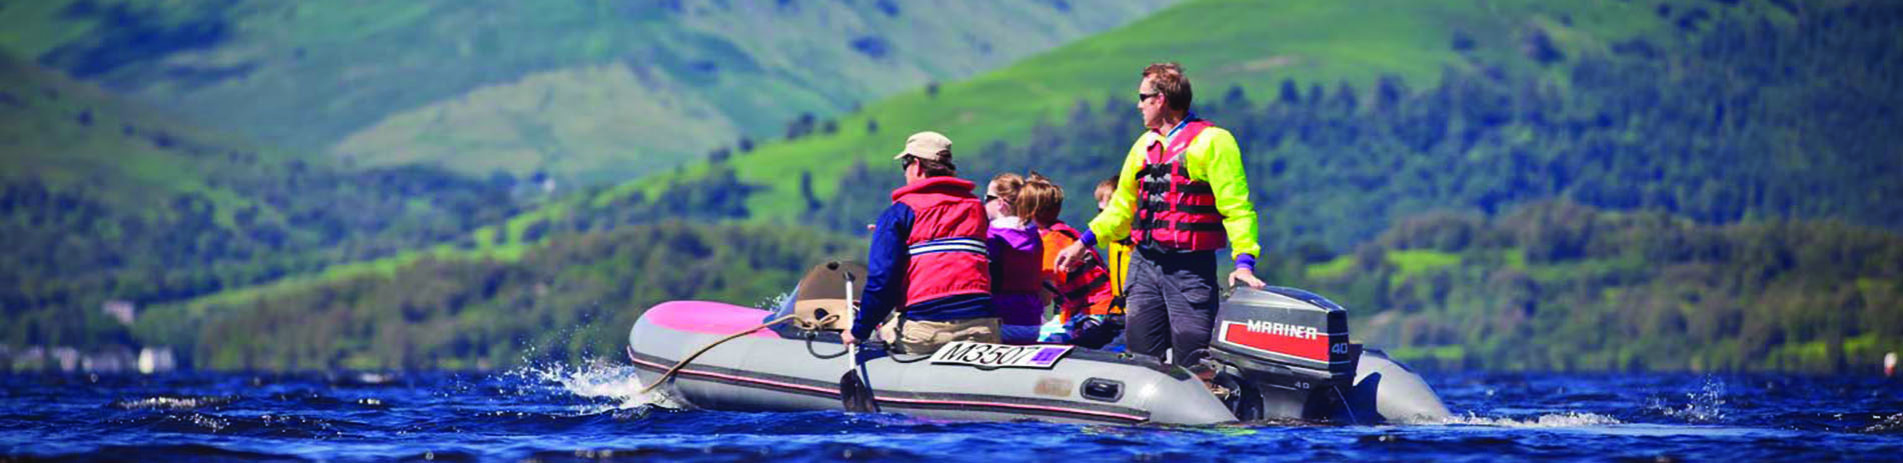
[895,131,953,162]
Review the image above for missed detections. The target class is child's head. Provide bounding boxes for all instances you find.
[1093,176,1118,211]
[986,172,1025,220]
[1019,173,1065,226]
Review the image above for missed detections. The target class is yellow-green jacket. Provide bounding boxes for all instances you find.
[1088,119,1261,262]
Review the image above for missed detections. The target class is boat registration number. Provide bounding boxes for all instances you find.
[930,342,1074,369]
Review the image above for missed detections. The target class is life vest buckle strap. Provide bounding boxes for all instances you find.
[1171,221,1225,232]
[1175,183,1214,195]
[1063,274,1111,300]
[1172,203,1219,214]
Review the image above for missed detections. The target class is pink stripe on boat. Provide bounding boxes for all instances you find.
[643,301,781,338]
[626,354,1146,422]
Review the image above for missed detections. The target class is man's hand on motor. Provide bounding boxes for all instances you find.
[1053,241,1089,272]
[1228,267,1266,289]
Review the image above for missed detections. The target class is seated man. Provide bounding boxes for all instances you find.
[842,131,1001,354]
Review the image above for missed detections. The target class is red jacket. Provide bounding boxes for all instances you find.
[893,177,991,304]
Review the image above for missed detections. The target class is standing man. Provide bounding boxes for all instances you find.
[1055,62,1265,372]
[842,131,1002,354]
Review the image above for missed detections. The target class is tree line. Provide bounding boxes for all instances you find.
[132,221,864,370]
[1280,200,1901,373]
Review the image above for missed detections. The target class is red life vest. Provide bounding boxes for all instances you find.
[892,177,991,305]
[1132,119,1227,251]
[1041,222,1118,321]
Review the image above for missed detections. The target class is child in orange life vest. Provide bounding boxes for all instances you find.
[985,173,1045,344]
[1022,175,1124,349]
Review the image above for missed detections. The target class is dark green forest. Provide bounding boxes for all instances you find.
[792,3,1903,371]
[6,2,1901,372]
[1288,200,1902,373]
[816,4,1902,248]
[132,222,862,370]
[3,167,521,346]
[0,53,527,351]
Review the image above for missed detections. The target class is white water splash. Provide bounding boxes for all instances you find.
[1654,377,1728,423]
[111,396,232,410]
[503,359,684,413]
[756,291,794,310]
[1864,413,1903,434]
[1426,411,1623,428]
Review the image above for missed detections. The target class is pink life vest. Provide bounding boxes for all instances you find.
[1131,120,1227,251]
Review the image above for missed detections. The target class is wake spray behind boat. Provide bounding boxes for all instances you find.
[626,261,1449,424]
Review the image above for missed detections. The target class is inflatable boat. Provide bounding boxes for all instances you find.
[626,262,1450,425]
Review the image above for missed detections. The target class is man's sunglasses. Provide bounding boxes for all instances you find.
[1138,92,1160,103]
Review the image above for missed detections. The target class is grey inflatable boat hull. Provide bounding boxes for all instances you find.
[626,300,1448,425]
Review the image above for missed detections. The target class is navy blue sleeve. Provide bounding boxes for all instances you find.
[853,203,914,339]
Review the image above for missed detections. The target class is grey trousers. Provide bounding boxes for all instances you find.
[1123,246,1219,368]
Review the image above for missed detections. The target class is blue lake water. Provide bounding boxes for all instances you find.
[3,364,1900,462]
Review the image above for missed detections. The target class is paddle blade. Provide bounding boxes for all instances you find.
[840,370,880,413]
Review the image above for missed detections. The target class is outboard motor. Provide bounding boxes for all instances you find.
[1205,287,1359,421]
[1206,287,1452,423]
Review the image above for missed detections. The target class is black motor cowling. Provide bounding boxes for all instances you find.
[1206,287,1361,420]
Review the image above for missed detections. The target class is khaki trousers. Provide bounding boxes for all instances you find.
[879,317,1002,354]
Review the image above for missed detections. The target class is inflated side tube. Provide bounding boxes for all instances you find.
[1337,349,1452,423]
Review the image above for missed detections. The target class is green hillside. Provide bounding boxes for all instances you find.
[0,0,1173,184]
[647,0,1718,220]
[0,53,520,348]
[46,0,1902,373]
[1287,200,1903,373]
[133,221,865,370]
[167,0,1901,323]
[477,0,1863,247]
[133,201,1902,373]
[0,51,287,215]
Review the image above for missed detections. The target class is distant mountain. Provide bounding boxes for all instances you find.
[169,0,1903,313]
[0,0,1174,184]
[562,0,1699,224]
[603,0,1900,237]
[46,0,1901,373]
[0,53,518,348]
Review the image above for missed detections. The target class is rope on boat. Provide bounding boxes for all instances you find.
[634,313,842,396]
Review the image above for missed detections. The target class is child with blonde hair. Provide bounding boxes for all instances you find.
[985,173,1044,344]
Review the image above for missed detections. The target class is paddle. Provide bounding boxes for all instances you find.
[837,268,880,413]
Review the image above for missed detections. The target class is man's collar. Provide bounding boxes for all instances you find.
[1147,111,1199,143]
[1165,111,1198,140]
[891,176,977,200]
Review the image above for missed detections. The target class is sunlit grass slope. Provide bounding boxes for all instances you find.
[0,52,288,223]
[615,0,1736,224]
[0,0,1172,184]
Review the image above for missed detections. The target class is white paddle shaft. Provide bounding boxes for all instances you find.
[844,276,857,374]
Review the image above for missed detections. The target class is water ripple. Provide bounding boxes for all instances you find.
[3,367,1899,462]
